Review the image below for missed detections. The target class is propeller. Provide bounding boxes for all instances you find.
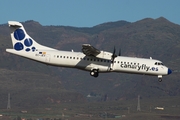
[111,46,117,63]
[110,46,117,70]
[118,48,121,56]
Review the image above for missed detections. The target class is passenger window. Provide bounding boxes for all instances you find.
[57,55,59,58]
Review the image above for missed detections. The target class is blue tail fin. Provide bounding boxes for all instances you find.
[8,21,54,52]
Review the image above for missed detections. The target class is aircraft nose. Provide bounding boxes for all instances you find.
[167,68,172,75]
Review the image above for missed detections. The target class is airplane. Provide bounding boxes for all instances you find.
[6,21,172,82]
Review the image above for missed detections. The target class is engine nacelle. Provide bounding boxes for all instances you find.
[96,51,112,60]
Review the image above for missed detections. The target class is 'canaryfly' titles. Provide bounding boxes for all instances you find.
[120,63,158,71]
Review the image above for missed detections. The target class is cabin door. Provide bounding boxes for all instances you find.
[45,54,51,62]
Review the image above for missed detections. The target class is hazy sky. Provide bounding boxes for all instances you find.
[1,0,180,27]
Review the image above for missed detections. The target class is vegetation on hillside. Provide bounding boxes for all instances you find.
[0,17,180,107]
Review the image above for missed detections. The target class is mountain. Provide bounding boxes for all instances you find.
[0,68,85,109]
[0,17,180,107]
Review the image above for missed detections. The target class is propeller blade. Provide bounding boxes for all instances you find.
[111,46,117,61]
[113,46,116,55]
[119,48,121,56]
[110,46,117,70]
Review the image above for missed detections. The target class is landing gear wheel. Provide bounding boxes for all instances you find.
[158,78,162,82]
[90,71,95,76]
[90,69,99,77]
[94,72,99,77]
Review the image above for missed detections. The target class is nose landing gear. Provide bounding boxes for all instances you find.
[158,78,162,82]
[158,75,162,82]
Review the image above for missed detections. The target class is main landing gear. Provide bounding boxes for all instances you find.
[90,69,99,77]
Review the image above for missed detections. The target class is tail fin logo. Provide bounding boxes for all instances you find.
[14,29,25,40]
[13,28,36,52]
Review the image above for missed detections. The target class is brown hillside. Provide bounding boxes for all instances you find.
[0,17,179,105]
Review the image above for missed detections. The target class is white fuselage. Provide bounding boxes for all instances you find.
[6,49,169,76]
[6,21,172,82]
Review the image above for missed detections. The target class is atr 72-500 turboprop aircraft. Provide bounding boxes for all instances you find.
[6,21,172,82]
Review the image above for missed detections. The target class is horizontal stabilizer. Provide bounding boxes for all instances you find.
[8,21,23,27]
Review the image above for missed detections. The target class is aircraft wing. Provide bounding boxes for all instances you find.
[82,44,101,56]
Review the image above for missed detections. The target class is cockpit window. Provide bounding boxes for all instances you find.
[155,62,163,66]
